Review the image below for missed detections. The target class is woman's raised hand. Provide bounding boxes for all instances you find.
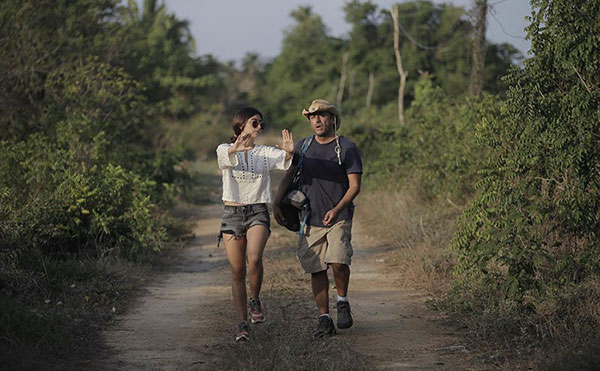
[231,133,253,153]
[280,129,294,154]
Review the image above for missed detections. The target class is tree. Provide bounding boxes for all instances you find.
[343,0,385,109]
[391,5,409,125]
[0,0,206,258]
[337,52,350,107]
[342,1,513,112]
[262,6,342,130]
[117,0,219,118]
[0,0,119,141]
[454,0,600,300]
[468,0,488,97]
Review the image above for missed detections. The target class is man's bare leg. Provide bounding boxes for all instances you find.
[311,270,329,315]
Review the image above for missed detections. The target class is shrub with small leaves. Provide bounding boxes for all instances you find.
[453,0,600,302]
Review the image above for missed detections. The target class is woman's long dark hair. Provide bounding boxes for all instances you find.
[230,107,262,143]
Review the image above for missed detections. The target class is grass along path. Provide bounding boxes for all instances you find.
[99,202,489,370]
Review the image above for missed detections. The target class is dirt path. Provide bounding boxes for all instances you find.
[101,204,233,370]
[99,204,488,370]
[342,224,484,370]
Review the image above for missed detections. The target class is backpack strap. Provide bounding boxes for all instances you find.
[293,136,313,237]
[298,203,310,237]
[292,135,313,186]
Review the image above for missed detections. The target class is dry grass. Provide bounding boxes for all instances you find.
[211,225,370,370]
[355,187,461,295]
[217,299,368,371]
[533,278,600,370]
[347,187,600,369]
[442,276,600,370]
[0,254,150,370]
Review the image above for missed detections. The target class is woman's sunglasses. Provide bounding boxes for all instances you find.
[249,119,265,129]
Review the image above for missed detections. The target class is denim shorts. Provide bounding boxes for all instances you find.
[217,204,271,245]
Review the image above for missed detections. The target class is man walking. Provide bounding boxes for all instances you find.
[274,99,362,337]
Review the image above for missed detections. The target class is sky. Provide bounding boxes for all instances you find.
[161,0,532,63]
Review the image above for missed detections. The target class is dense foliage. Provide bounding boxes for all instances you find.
[446,0,600,362]
[454,0,600,303]
[0,0,225,367]
[0,0,228,256]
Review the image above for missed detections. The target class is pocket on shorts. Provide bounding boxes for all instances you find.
[221,211,237,226]
[220,212,242,235]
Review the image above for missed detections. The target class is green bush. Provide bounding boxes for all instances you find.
[0,1,215,368]
[0,140,165,259]
[453,0,600,301]
[0,59,168,259]
[404,77,498,202]
[444,0,600,364]
[355,75,497,203]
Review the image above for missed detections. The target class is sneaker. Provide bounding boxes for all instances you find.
[314,315,336,338]
[235,321,249,342]
[336,301,353,329]
[249,298,265,324]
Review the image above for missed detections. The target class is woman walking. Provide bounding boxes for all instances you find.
[216,107,293,341]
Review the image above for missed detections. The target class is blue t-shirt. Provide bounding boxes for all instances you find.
[292,136,363,227]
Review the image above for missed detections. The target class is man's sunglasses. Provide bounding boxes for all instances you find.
[249,119,265,129]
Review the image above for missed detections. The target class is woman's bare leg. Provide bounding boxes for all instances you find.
[223,233,248,322]
[246,225,269,299]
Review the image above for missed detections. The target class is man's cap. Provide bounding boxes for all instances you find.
[301,99,341,129]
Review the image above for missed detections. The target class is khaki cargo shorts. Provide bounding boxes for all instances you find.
[296,219,353,273]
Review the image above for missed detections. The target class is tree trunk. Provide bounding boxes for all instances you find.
[391,5,408,125]
[366,71,375,107]
[349,69,356,98]
[337,52,349,108]
[469,0,487,97]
